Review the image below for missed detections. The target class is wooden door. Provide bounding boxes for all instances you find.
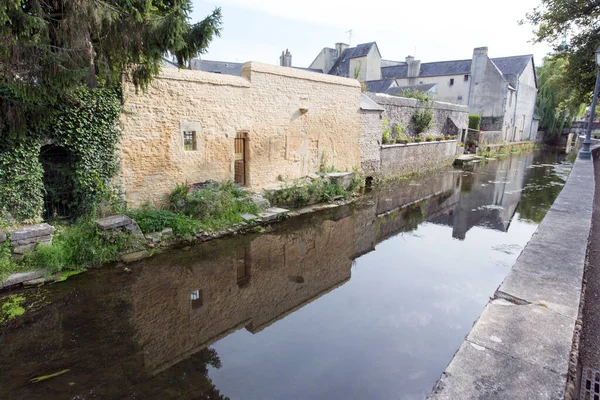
[234,132,247,186]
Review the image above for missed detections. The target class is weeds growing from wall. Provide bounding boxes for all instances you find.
[412,109,434,134]
[168,181,259,230]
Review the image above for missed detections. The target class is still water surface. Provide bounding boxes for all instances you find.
[0,151,571,400]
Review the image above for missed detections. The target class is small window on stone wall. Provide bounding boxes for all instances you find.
[449,78,455,86]
[457,95,463,101]
[183,131,197,151]
[191,289,203,309]
[464,75,469,81]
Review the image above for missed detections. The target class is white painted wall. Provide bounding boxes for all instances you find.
[513,59,537,141]
[395,74,470,105]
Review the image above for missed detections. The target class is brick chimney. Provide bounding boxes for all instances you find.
[279,49,292,67]
[335,42,349,57]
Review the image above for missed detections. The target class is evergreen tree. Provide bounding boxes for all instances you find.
[0,0,222,134]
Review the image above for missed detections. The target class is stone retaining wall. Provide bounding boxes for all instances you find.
[380,140,458,177]
[428,147,595,399]
[365,93,469,139]
[1,223,55,255]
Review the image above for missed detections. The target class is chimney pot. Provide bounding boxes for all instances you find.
[473,47,489,56]
[335,42,349,57]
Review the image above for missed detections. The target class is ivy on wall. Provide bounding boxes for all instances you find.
[51,88,121,216]
[0,88,121,222]
[0,137,44,221]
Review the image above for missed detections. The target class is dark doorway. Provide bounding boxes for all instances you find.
[236,247,251,288]
[40,145,75,220]
[234,132,247,186]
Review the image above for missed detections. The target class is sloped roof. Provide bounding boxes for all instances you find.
[420,59,472,76]
[365,79,397,93]
[380,55,533,80]
[385,83,437,96]
[491,55,532,76]
[328,42,378,76]
[293,66,323,73]
[190,59,244,76]
[381,64,408,79]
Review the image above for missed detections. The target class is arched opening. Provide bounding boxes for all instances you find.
[39,145,75,220]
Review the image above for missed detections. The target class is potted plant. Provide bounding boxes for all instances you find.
[414,136,422,143]
[425,135,434,142]
[444,135,452,140]
[435,136,443,141]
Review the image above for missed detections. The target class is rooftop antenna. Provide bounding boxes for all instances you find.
[346,29,353,46]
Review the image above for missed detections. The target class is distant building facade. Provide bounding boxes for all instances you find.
[310,43,538,142]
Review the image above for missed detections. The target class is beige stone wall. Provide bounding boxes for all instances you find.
[120,62,361,207]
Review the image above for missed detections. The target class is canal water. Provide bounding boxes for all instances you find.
[0,150,572,400]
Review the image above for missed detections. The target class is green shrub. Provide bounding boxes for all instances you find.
[267,177,351,208]
[412,109,433,133]
[469,114,481,130]
[23,219,130,272]
[396,88,432,104]
[126,208,200,238]
[168,181,259,230]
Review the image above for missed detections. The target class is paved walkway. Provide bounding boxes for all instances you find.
[428,148,595,400]
[578,150,600,400]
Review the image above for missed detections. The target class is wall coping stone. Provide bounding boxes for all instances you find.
[8,223,54,242]
[97,215,134,230]
[157,67,251,87]
[428,146,596,399]
[0,270,47,289]
[0,231,6,243]
[242,61,361,88]
[367,92,469,113]
[382,140,457,149]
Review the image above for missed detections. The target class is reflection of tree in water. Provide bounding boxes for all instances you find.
[0,273,229,400]
[518,164,567,223]
[153,347,228,400]
[403,200,427,232]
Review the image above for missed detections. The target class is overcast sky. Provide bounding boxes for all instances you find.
[190,0,552,67]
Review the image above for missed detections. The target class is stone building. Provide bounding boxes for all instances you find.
[310,43,538,142]
[119,62,361,207]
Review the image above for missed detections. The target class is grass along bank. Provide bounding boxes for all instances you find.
[1,179,361,284]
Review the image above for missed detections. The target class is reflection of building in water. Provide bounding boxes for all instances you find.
[432,155,532,240]
[132,213,355,374]
[354,172,461,256]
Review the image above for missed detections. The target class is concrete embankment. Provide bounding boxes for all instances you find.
[428,150,595,399]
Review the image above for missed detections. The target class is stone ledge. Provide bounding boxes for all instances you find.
[428,148,595,399]
[382,140,458,149]
[8,223,54,242]
[0,270,47,289]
